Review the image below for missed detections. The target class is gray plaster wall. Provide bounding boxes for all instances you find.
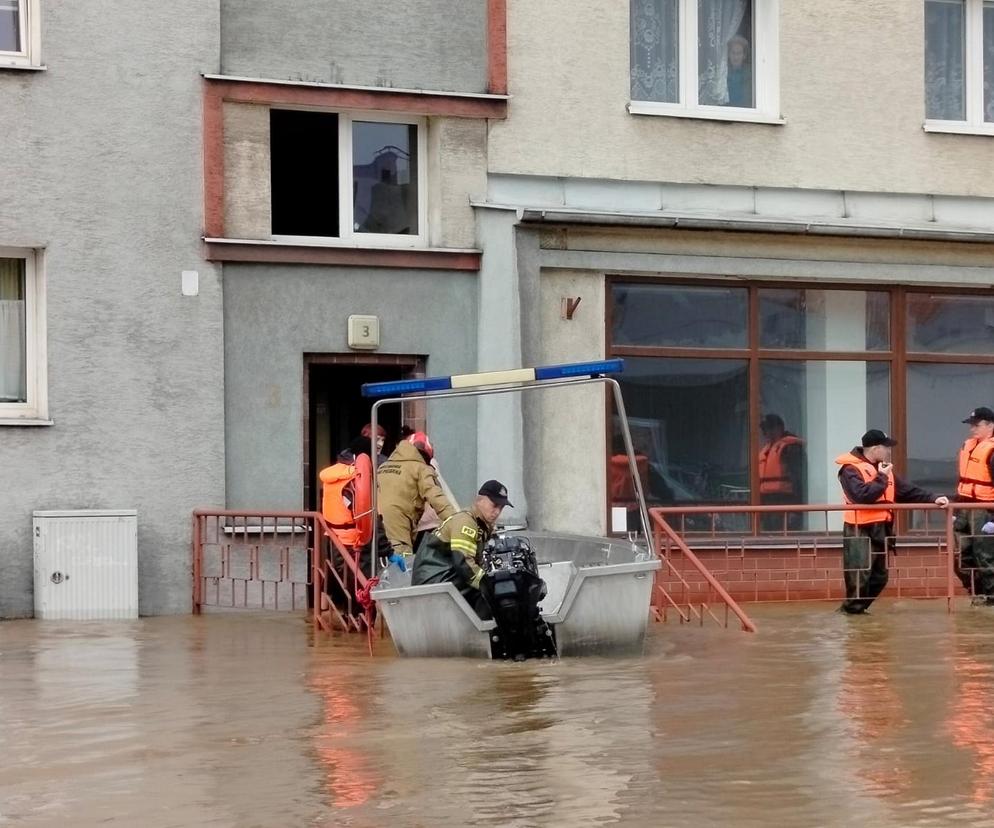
[0,1,225,617]
[223,265,479,510]
[221,0,488,93]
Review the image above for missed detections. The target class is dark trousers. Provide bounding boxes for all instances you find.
[840,522,893,614]
[955,508,994,596]
[760,492,803,532]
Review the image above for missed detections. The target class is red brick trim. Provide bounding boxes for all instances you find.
[205,241,481,271]
[488,0,508,95]
[203,88,225,239]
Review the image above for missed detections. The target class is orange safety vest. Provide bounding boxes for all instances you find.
[319,462,359,546]
[759,435,804,495]
[835,452,895,525]
[609,454,649,501]
[957,437,994,501]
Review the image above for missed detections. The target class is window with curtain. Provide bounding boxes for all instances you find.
[925,0,994,128]
[0,0,39,67]
[0,257,27,404]
[630,0,777,120]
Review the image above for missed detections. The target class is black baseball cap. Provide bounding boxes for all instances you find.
[862,429,897,448]
[479,479,513,508]
[963,407,994,424]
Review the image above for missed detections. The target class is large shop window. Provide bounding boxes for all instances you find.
[270,109,425,246]
[609,281,994,524]
[924,0,994,133]
[0,250,46,422]
[629,0,781,123]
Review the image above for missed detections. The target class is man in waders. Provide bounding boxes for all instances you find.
[954,407,994,604]
[836,430,948,614]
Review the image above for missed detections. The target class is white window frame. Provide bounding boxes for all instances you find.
[924,0,994,136]
[0,0,42,70]
[628,0,783,125]
[271,110,429,249]
[0,247,48,424]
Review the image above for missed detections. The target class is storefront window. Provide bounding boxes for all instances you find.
[612,283,747,348]
[759,288,890,351]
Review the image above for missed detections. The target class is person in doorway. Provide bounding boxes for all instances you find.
[411,480,511,618]
[377,431,455,560]
[835,429,949,614]
[319,441,364,549]
[954,407,994,604]
[758,414,806,532]
[360,423,388,467]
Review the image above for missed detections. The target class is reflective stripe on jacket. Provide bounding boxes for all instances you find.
[835,452,895,525]
[759,435,804,495]
[957,437,994,501]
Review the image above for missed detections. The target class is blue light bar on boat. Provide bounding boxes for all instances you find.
[361,359,624,398]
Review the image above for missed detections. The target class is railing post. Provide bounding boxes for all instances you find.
[946,505,956,614]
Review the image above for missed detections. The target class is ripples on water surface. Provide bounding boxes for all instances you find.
[4,601,994,827]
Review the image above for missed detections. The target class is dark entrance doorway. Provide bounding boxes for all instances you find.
[303,355,425,511]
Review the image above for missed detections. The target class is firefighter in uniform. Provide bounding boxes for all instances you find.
[955,407,994,603]
[836,429,948,614]
[758,414,805,531]
[377,431,455,560]
[411,480,511,618]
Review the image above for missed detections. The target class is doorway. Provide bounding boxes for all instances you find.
[303,354,425,510]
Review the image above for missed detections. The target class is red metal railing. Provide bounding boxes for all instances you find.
[648,503,989,622]
[192,510,368,632]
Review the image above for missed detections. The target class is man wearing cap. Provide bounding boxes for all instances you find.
[835,430,949,614]
[411,480,511,617]
[954,407,994,602]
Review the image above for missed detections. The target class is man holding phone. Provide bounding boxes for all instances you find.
[835,429,949,614]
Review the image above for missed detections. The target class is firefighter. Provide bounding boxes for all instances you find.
[377,431,455,559]
[758,414,805,531]
[411,480,511,617]
[836,429,948,614]
[954,407,994,604]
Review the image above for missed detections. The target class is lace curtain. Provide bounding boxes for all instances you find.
[698,0,748,106]
[0,258,26,403]
[925,0,966,120]
[631,0,679,103]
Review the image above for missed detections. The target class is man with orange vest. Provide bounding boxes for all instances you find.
[319,441,365,548]
[836,429,948,614]
[954,407,994,602]
[758,414,805,531]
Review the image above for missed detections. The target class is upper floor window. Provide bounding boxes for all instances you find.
[0,249,48,423]
[925,0,994,133]
[0,0,41,69]
[270,109,426,247]
[629,0,781,124]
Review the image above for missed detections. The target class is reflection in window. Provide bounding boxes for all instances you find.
[698,0,754,108]
[759,289,890,351]
[615,357,749,506]
[612,283,748,348]
[907,293,994,354]
[908,363,994,495]
[925,0,967,120]
[352,122,418,236]
[0,257,27,403]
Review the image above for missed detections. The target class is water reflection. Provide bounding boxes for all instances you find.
[947,614,994,807]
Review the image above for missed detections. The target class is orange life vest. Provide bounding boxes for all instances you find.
[320,462,359,546]
[759,435,804,495]
[609,454,649,501]
[835,452,895,525]
[957,437,994,501]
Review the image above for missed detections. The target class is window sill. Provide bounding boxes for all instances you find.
[628,101,785,125]
[0,62,47,72]
[0,417,53,426]
[923,121,994,137]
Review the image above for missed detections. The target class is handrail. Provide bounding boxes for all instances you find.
[650,509,757,633]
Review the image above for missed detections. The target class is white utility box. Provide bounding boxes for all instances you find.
[33,510,139,620]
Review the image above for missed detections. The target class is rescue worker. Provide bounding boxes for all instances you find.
[377,431,455,560]
[361,423,388,466]
[319,440,364,548]
[411,480,511,617]
[758,414,806,531]
[836,429,948,614]
[954,407,994,603]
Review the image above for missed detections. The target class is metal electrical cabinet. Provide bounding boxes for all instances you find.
[32,510,139,620]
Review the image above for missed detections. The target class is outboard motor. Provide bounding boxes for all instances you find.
[479,536,557,661]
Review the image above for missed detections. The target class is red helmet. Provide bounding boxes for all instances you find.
[407,431,434,460]
[361,423,386,439]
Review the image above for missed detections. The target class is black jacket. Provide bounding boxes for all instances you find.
[838,447,936,506]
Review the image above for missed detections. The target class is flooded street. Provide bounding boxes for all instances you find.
[4,603,994,827]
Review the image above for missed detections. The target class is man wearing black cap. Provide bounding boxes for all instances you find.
[954,407,994,602]
[411,480,512,617]
[835,430,949,614]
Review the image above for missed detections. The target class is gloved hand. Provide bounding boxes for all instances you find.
[388,553,408,572]
[982,522,994,535]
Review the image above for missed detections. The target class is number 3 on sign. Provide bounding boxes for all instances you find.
[348,315,380,350]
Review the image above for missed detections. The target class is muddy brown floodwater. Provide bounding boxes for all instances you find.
[4,601,994,827]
